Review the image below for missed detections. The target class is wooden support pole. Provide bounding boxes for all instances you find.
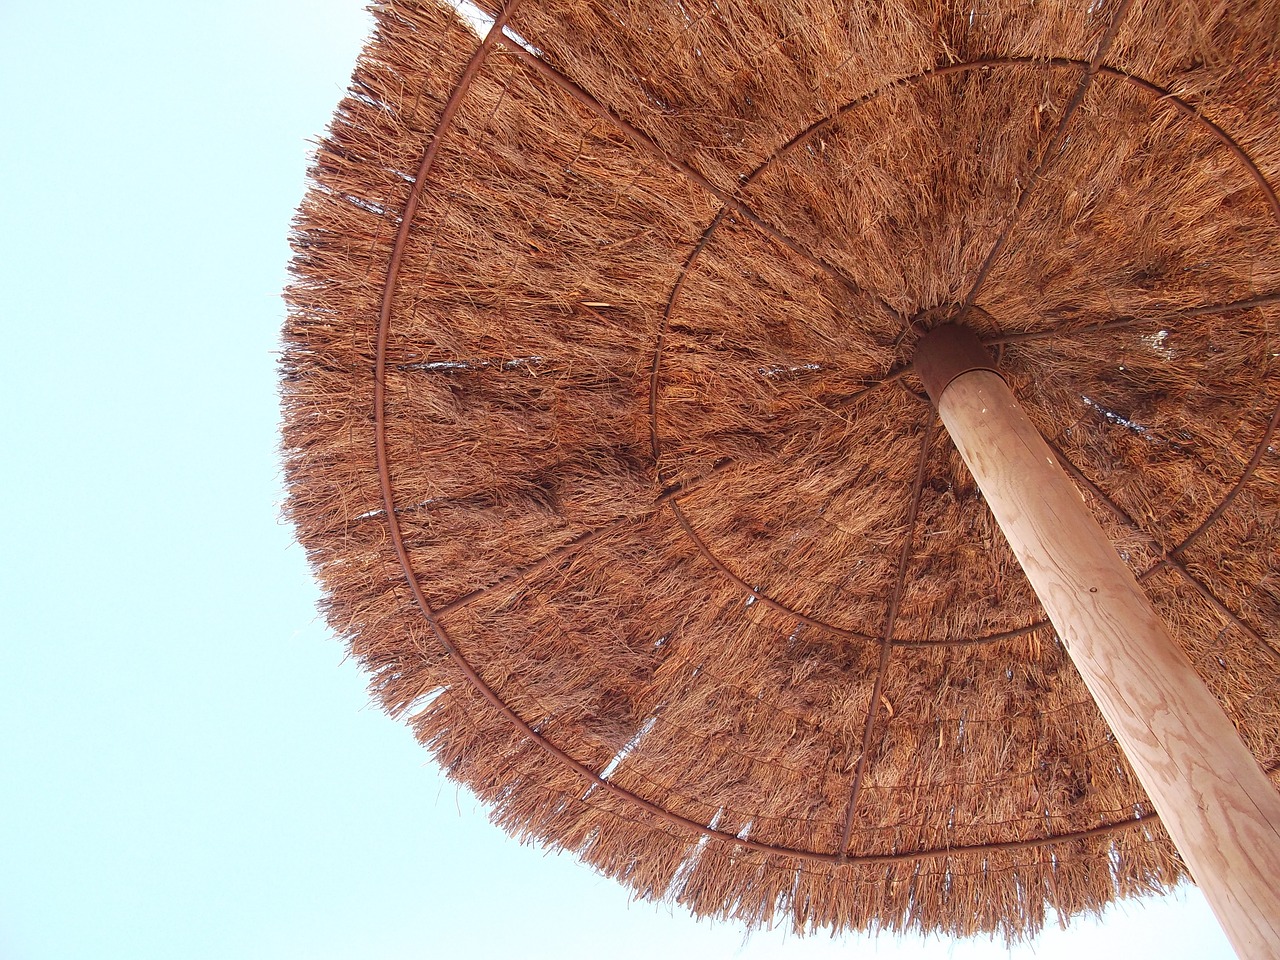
[915,325,1280,959]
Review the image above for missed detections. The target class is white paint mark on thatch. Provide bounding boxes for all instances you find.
[446,0,543,55]
[355,498,438,520]
[599,714,659,782]
[1082,396,1152,439]
[398,356,542,373]
[446,0,494,36]
[667,807,724,896]
[501,26,542,57]
[757,362,822,377]
[407,685,449,719]
[1142,328,1173,359]
[342,194,386,216]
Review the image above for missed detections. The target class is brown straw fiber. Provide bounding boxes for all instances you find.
[281,0,1280,940]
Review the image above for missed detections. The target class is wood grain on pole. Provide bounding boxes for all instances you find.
[935,368,1280,959]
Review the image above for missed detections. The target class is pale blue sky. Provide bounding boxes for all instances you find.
[0,2,1235,958]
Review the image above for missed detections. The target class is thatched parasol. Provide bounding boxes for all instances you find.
[282,0,1280,952]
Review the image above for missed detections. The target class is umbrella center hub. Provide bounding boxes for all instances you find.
[912,323,1002,408]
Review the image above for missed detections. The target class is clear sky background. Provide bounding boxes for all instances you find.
[0,2,1238,958]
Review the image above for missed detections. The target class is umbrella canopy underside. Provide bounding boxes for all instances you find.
[282,0,1280,940]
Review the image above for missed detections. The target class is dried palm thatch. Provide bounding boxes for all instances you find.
[281,0,1280,943]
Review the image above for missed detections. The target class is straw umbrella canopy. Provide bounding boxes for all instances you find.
[282,0,1280,946]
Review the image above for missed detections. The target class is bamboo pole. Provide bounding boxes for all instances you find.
[914,325,1280,959]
